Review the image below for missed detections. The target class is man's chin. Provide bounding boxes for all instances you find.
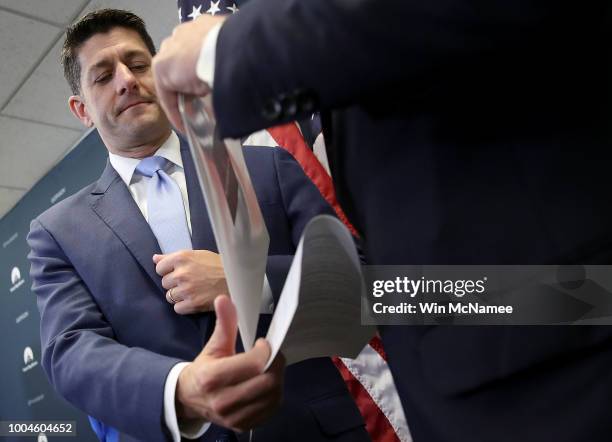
[122,119,171,141]
[117,102,157,118]
[119,110,166,127]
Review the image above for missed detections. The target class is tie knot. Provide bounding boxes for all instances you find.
[135,156,173,177]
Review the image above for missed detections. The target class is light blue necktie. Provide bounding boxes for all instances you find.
[136,156,192,253]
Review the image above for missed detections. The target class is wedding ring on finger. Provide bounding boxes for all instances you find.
[167,287,179,304]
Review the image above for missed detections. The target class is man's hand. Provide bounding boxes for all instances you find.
[176,295,284,432]
[152,15,226,133]
[153,250,229,314]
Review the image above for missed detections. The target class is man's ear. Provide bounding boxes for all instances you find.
[68,95,94,127]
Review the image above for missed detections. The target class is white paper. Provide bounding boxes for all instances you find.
[265,215,375,369]
[179,95,268,351]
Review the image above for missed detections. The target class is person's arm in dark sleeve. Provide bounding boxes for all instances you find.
[213,0,573,137]
[264,147,337,302]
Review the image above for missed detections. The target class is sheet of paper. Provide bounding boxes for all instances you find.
[180,96,373,363]
[179,95,268,351]
[265,215,375,369]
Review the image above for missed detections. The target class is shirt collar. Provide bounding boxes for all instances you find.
[108,131,183,186]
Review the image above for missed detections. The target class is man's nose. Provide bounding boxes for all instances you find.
[114,63,137,95]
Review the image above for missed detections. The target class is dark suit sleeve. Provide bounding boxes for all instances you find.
[212,0,581,138]
[28,219,181,442]
[264,148,336,300]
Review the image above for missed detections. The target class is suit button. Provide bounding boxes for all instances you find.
[262,99,282,121]
[281,94,298,117]
[296,90,317,113]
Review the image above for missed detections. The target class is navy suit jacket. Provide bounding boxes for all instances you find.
[209,1,612,441]
[27,140,368,442]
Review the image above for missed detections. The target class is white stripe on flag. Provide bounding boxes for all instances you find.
[342,346,412,442]
[243,130,279,147]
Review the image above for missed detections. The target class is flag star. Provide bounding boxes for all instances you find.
[227,3,239,13]
[188,4,203,20]
[177,7,182,21]
[207,0,221,16]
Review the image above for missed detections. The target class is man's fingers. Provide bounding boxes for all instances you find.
[173,296,214,315]
[154,250,186,276]
[209,359,283,417]
[253,338,272,368]
[211,381,282,433]
[203,353,284,432]
[154,253,173,276]
[175,295,215,314]
[153,51,211,134]
[173,298,192,314]
[160,88,185,135]
[199,338,272,389]
[153,58,186,134]
[201,295,238,359]
[161,273,179,290]
[166,288,181,305]
[152,59,184,133]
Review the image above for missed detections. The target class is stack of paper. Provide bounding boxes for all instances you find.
[179,95,374,366]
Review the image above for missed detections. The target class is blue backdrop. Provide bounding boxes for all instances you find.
[0,129,107,442]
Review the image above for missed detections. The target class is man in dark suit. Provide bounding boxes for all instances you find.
[153,1,612,441]
[27,9,368,442]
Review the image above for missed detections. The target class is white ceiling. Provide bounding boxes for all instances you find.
[0,0,179,218]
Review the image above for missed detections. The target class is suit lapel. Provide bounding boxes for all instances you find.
[179,137,217,252]
[89,161,165,293]
[179,137,218,339]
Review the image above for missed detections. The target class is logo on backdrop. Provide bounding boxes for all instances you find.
[24,346,34,364]
[50,187,66,204]
[11,266,21,285]
[27,394,44,407]
[16,310,29,324]
[10,266,24,293]
[2,232,18,248]
[22,346,38,372]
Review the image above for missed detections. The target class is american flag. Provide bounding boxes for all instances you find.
[177,2,411,441]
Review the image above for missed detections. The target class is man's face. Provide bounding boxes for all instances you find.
[69,27,170,154]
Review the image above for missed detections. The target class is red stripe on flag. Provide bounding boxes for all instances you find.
[267,123,358,237]
[268,122,403,441]
[369,335,388,361]
[333,357,400,442]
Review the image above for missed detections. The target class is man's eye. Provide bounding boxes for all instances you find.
[130,64,148,72]
[95,74,111,83]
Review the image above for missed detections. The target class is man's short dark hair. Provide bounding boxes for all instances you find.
[61,8,156,95]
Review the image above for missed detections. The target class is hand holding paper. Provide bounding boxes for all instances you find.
[175,295,284,431]
[152,14,226,133]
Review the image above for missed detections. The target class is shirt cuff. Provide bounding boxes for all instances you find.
[196,22,223,89]
[164,362,211,441]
